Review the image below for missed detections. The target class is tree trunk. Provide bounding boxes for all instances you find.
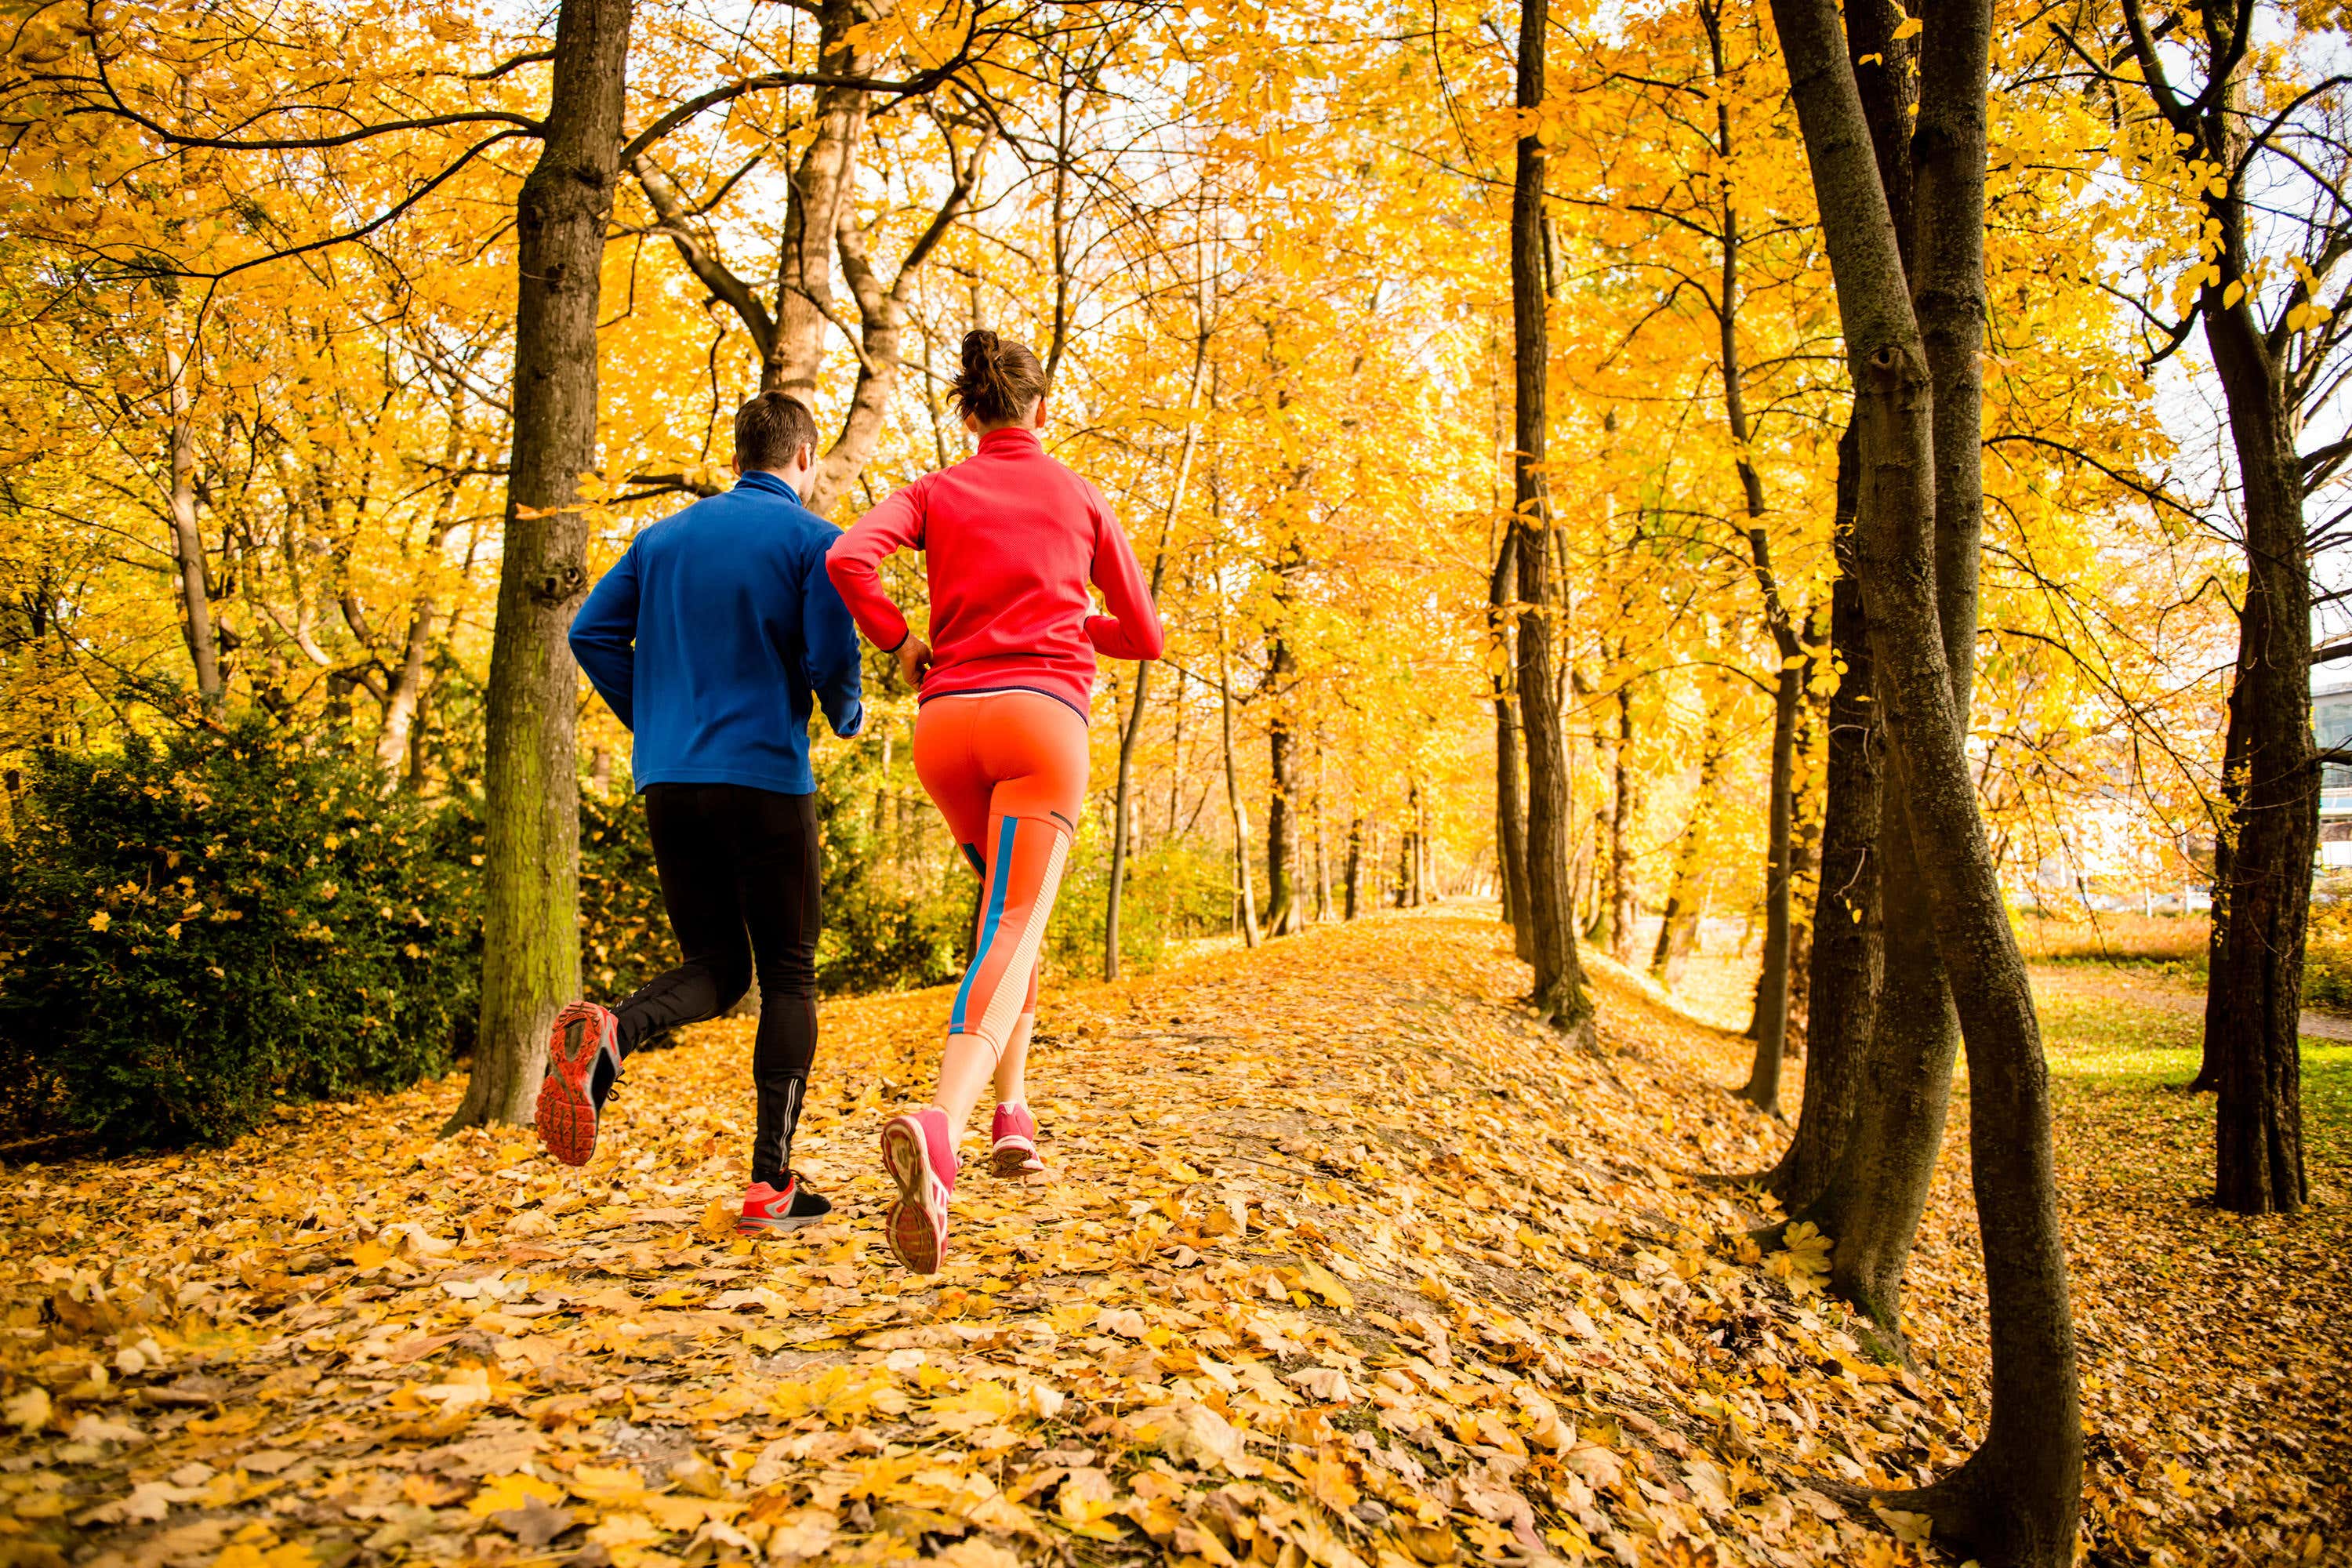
[1736,662,1799,1112]
[1512,0,1595,1040]
[1105,326,1208,981]
[2188,649,2244,1093]
[164,336,223,706]
[1652,695,1727,983]
[1778,0,1942,1337]
[1345,818,1363,920]
[1490,544,1532,954]
[1771,0,2081,1553]
[1218,633,1261,949]
[1264,634,1301,935]
[1759,425,1883,1211]
[768,0,877,398]
[376,461,463,775]
[1702,2,1806,1089]
[2202,305,2314,1214]
[445,0,635,1134]
[1607,685,1638,963]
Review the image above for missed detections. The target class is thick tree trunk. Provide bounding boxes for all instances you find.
[446,0,635,1134]
[1777,0,1941,1331]
[1759,426,1883,1210]
[1791,806,1951,1341]
[1512,0,1595,1040]
[2203,306,2314,1214]
[1770,0,2081,1555]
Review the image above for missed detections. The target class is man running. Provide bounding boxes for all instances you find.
[539,391,864,1238]
[826,330,1163,1273]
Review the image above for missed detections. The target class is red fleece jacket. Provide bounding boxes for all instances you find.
[825,426,1164,716]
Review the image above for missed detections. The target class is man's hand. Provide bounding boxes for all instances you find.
[895,634,933,690]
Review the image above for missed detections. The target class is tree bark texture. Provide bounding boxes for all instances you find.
[2118,11,2316,1214]
[164,337,223,706]
[448,0,635,1134]
[1345,818,1363,920]
[769,0,879,400]
[2202,302,2314,1214]
[1769,0,2082,1554]
[1606,687,1638,963]
[1490,543,1532,953]
[1737,661,1798,1112]
[1512,0,1595,1040]
[1780,0,1953,1344]
[2190,644,2245,1094]
[1762,426,1883,1211]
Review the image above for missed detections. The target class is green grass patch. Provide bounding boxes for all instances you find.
[2031,965,2352,1165]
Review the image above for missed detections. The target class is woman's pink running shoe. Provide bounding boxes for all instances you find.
[990,1102,1046,1178]
[879,1108,956,1273]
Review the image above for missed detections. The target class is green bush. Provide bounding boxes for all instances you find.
[815,754,971,994]
[1048,834,1236,978]
[579,786,676,1000]
[0,726,476,1149]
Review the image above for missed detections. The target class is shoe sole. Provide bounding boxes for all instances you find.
[880,1116,947,1273]
[535,1003,608,1168]
[991,1137,1044,1178]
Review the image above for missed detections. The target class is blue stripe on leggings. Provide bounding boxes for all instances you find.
[950,821,1016,1034]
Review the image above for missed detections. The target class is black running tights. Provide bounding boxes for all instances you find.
[614,783,820,1188]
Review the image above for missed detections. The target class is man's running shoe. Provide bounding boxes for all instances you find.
[536,1000,622,1167]
[879,1107,956,1274]
[737,1174,832,1237]
[989,1102,1046,1178]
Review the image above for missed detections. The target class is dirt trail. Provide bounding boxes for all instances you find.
[0,913,2339,1567]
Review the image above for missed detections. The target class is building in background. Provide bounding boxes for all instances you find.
[2318,676,2352,869]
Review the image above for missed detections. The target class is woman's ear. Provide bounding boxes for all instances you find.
[962,411,982,436]
[1028,395,1048,430]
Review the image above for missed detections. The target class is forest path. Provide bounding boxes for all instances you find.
[2026,960,2352,1043]
[0,913,2342,1568]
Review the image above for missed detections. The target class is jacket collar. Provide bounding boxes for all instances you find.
[733,470,808,506]
[977,426,1044,456]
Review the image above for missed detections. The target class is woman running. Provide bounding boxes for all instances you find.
[826,330,1163,1273]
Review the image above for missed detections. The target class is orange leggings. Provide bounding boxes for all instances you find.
[913,691,1089,1052]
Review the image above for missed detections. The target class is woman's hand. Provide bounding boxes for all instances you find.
[896,634,933,690]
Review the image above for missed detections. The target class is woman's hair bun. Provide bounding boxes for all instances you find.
[951,328,1048,428]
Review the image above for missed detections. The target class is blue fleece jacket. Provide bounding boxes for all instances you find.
[569,471,864,796]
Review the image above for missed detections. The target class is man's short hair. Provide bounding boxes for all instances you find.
[735,392,818,472]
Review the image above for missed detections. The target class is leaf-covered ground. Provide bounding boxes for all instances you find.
[2,912,2343,1568]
